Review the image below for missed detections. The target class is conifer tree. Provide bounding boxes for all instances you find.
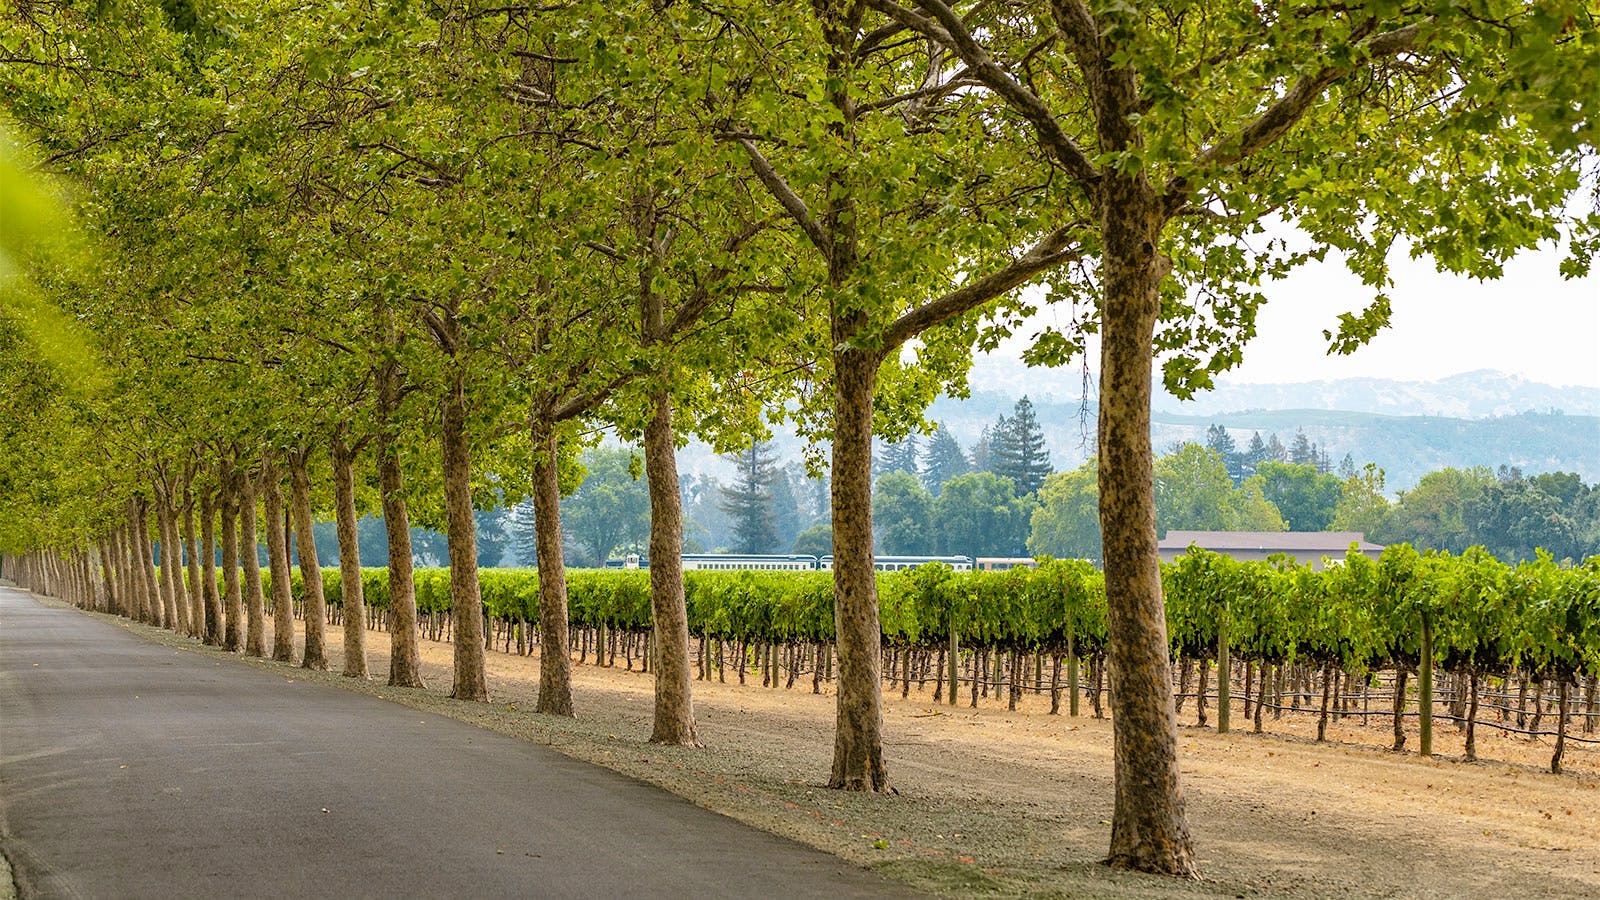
[991,397,1053,495]
[920,428,969,496]
[719,440,779,553]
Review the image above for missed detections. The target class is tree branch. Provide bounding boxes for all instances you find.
[1163,21,1426,213]
[862,0,1100,193]
[731,137,831,260]
[877,222,1085,356]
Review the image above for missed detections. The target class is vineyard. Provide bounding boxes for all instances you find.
[246,543,1600,773]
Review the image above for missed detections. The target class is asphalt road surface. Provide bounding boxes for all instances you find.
[0,587,915,899]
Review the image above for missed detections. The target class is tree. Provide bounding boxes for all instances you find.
[1205,424,1245,485]
[873,471,934,555]
[1028,460,1102,563]
[1249,462,1343,532]
[562,448,652,567]
[1153,444,1238,533]
[876,434,920,479]
[990,396,1053,495]
[719,440,780,554]
[933,473,1035,557]
[770,467,810,553]
[1288,429,1317,466]
[792,523,832,557]
[1332,464,1391,540]
[1243,432,1270,480]
[1381,467,1497,554]
[725,0,1083,791]
[969,425,996,475]
[920,427,969,495]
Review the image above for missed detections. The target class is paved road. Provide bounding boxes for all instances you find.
[0,587,914,899]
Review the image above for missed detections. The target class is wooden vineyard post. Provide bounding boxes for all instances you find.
[1217,599,1231,734]
[1419,612,1433,758]
[1552,679,1568,775]
[1067,632,1080,717]
[947,618,958,707]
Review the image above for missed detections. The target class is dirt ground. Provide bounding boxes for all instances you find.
[99,607,1600,898]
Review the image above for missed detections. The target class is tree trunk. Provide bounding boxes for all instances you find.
[377,429,424,689]
[372,311,426,687]
[135,499,163,628]
[828,348,888,792]
[201,490,221,645]
[1317,663,1332,742]
[157,490,186,635]
[238,471,267,658]
[526,416,571,714]
[289,450,329,671]
[1098,185,1196,875]
[644,389,699,745]
[219,469,243,653]
[261,459,296,663]
[183,495,204,639]
[332,435,368,679]
[1253,663,1267,734]
[442,370,488,701]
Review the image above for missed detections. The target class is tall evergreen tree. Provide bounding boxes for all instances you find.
[1265,433,1289,464]
[770,465,808,552]
[1288,429,1316,466]
[990,396,1053,495]
[876,433,920,478]
[969,424,996,474]
[1204,424,1245,485]
[718,440,779,553]
[920,427,969,496]
[1337,453,1358,480]
[1242,431,1269,480]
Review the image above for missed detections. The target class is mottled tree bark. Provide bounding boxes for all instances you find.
[529,416,571,715]
[1097,177,1196,876]
[157,488,186,635]
[331,434,368,679]
[182,492,204,640]
[829,348,889,792]
[644,388,698,745]
[200,490,221,645]
[261,458,296,663]
[442,368,487,701]
[289,449,329,671]
[377,355,425,688]
[134,499,162,628]
[239,471,267,658]
[219,469,244,653]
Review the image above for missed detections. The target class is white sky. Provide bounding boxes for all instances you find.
[1228,242,1600,388]
[1000,237,1600,389]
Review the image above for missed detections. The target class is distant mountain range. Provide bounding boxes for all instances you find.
[963,357,1600,418]
[668,362,1600,494]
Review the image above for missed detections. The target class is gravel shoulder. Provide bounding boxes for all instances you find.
[62,600,1600,898]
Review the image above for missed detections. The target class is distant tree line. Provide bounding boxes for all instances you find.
[304,414,1598,570]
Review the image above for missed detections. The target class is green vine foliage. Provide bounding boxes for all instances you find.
[241,548,1596,680]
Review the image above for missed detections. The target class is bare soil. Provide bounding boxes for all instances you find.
[108,607,1600,898]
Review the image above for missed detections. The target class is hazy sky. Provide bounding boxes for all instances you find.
[1003,236,1600,389]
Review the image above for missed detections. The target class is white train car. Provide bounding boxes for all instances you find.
[680,554,820,572]
[818,555,973,572]
[974,557,1039,571]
